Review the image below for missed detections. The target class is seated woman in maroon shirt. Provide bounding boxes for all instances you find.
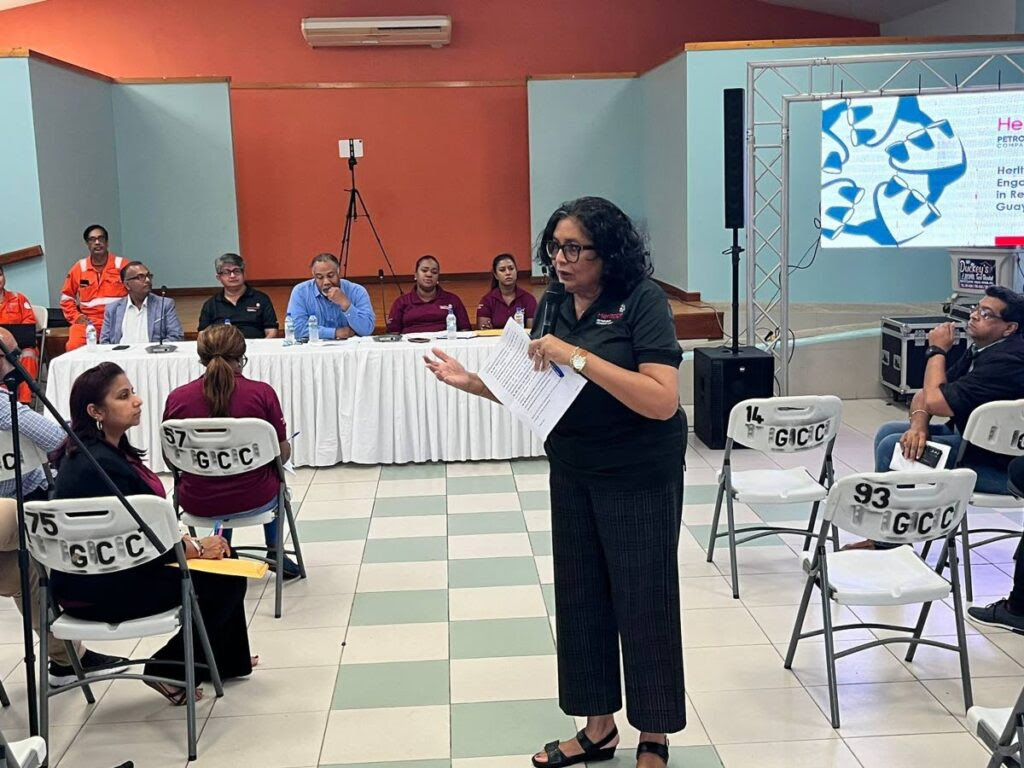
[387,254,472,334]
[162,324,300,579]
[476,252,538,330]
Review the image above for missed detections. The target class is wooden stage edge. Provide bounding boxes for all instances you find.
[42,277,723,358]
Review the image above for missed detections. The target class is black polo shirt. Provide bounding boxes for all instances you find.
[532,278,686,486]
[197,286,278,339]
[940,333,1024,468]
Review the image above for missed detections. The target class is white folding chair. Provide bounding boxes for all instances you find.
[161,418,307,619]
[969,683,1024,768]
[949,400,1024,603]
[25,495,224,761]
[784,469,977,728]
[0,724,46,768]
[706,395,843,598]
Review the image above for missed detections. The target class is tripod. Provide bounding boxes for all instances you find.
[338,142,402,300]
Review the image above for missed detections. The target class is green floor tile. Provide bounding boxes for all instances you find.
[684,484,721,505]
[380,463,446,480]
[449,617,555,659]
[512,458,550,475]
[749,502,818,523]
[449,557,539,588]
[685,524,785,548]
[361,536,448,563]
[349,589,448,625]
[297,518,370,542]
[451,699,573,759]
[541,584,556,615]
[372,496,447,517]
[448,511,527,536]
[446,474,519,495]
[333,660,449,709]
[529,531,553,555]
[519,490,551,511]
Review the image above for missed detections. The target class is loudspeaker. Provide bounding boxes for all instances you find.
[693,346,773,449]
[723,88,745,229]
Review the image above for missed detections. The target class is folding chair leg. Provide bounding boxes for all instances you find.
[64,642,96,704]
[920,538,933,563]
[906,543,947,663]
[946,542,974,712]
[803,500,821,552]
[182,584,198,761]
[725,493,740,599]
[706,479,726,563]
[960,519,974,603]
[190,590,223,697]
[275,506,284,619]
[0,679,9,708]
[817,548,841,728]
[283,496,307,579]
[784,566,817,669]
[38,582,49,750]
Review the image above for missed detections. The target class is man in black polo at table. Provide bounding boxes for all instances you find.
[848,286,1024,549]
[197,253,278,338]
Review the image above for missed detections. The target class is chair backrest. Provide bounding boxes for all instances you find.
[160,418,280,478]
[0,428,48,484]
[960,399,1024,459]
[824,469,976,545]
[24,495,178,575]
[726,395,843,453]
[31,306,47,334]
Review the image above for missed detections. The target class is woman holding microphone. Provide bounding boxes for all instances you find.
[425,197,686,768]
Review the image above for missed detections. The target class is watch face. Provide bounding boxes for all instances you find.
[571,353,585,372]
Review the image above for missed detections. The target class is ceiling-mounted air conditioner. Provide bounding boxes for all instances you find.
[301,16,452,48]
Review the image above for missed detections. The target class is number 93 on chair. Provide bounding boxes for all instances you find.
[705,395,843,599]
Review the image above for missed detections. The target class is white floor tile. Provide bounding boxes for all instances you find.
[449,585,547,620]
[341,622,449,664]
[450,654,558,703]
[448,532,533,559]
[376,477,446,497]
[357,561,449,592]
[320,706,449,763]
[368,515,448,539]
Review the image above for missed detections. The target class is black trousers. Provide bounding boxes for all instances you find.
[550,467,686,733]
[54,560,252,683]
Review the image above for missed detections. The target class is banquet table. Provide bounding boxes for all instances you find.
[45,336,545,472]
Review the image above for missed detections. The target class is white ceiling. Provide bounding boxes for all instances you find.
[0,0,45,10]
[758,0,951,23]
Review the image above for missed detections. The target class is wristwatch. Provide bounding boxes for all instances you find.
[569,346,588,374]
[924,345,948,360]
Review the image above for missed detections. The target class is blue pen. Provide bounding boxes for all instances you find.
[549,362,565,378]
[289,431,301,440]
[213,520,223,537]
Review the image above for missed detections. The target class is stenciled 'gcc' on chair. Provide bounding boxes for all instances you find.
[161,417,307,619]
[25,494,224,761]
[706,395,843,599]
[785,468,977,729]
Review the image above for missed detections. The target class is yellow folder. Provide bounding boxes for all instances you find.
[169,559,269,579]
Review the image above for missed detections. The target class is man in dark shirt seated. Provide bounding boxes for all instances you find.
[848,286,1024,549]
[968,455,1024,631]
[197,253,278,338]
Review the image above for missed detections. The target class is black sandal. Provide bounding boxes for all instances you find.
[531,726,618,768]
[636,740,669,766]
[145,680,201,706]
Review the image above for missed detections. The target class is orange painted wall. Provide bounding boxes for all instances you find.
[0,0,877,278]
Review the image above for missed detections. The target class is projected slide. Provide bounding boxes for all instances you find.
[820,91,1024,248]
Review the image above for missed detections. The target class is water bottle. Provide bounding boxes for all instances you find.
[223,318,231,325]
[307,314,319,345]
[283,314,295,346]
[514,307,525,327]
[445,306,457,339]
[85,322,98,349]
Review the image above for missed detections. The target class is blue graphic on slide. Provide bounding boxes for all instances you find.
[819,95,967,246]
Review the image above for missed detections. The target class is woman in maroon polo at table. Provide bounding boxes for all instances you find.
[162,324,300,579]
[387,254,472,334]
[476,252,538,330]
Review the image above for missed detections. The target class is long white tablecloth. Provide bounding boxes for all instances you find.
[45,337,545,471]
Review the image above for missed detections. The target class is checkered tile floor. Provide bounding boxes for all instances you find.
[0,399,1020,767]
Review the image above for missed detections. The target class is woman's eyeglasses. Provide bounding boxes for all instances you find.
[545,241,596,262]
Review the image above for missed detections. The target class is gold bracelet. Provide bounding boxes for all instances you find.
[910,409,928,418]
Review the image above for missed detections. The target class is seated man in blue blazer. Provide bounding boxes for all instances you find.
[99,260,184,344]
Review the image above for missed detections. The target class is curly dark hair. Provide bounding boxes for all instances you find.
[987,286,1024,333]
[534,197,651,298]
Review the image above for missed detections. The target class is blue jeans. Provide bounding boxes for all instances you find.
[873,421,1008,494]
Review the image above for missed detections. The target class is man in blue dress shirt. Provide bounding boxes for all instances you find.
[286,253,376,340]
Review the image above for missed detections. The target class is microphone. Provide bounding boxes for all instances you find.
[146,285,177,354]
[374,268,401,342]
[537,281,565,337]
